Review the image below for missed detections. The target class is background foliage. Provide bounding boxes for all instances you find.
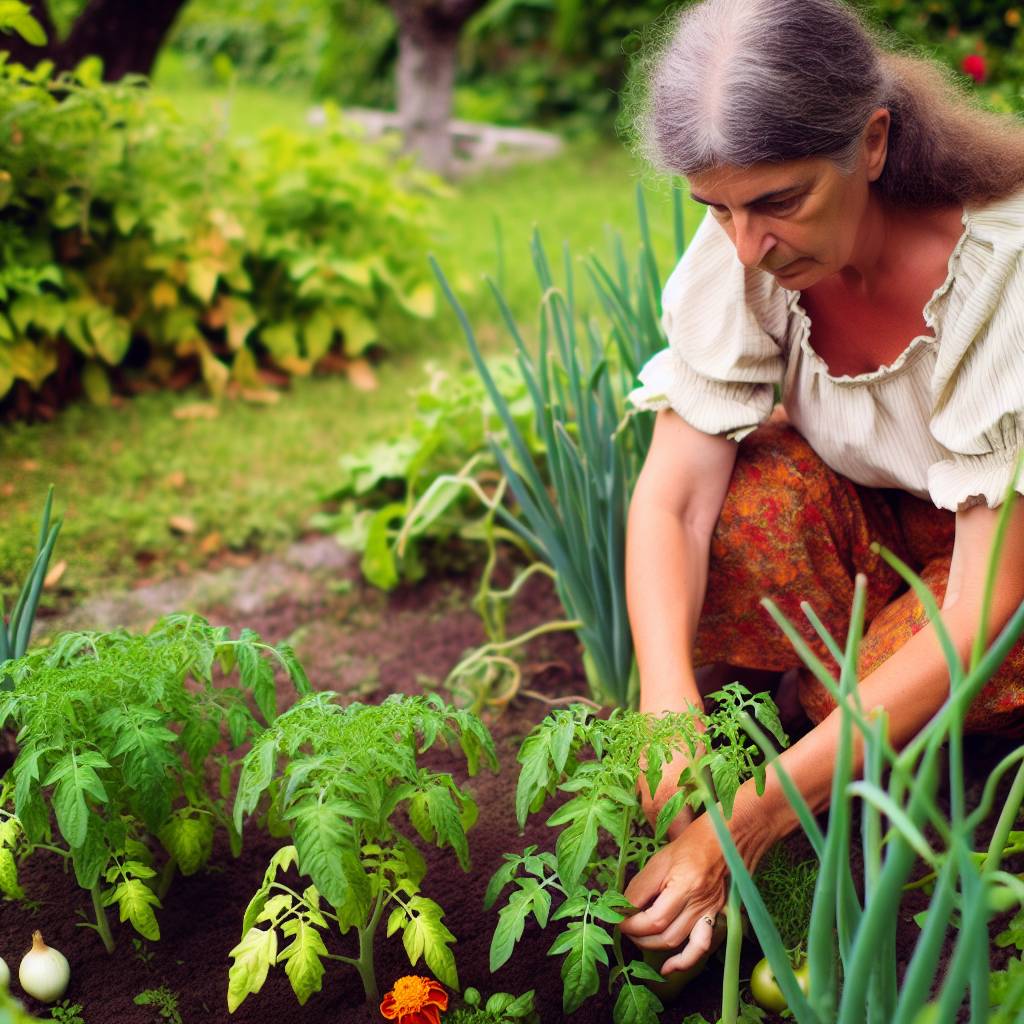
[154,0,1024,127]
[0,57,438,409]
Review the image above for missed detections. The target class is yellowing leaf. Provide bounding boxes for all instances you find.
[197,340,230,398]
[225,298,257,352]
[86,308,131,365]
[9,340,57,389]
[396,281,436,319]
[168,515,197,535]
[346,358,378,392]
[335,307,376,355]
[150,280,178,309]
[0,847,24,899]
[261,322,298,361]
[43,559,67,589]
[107,878,162,940]
[0,346,15,399]
[159,813,213,875]
[278,918,328,1005]
[227,926,278,1012]
[187,260,220,304]
[82,360,111,406]
[172,402,219,421]
[303,309,334,362]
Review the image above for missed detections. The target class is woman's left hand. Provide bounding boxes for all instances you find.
[619,811,730,975]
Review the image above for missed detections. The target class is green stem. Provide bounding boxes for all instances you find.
[354,880,388,1004]
[983,763,1024,875]
[721,882,742,1024]
[157,858,176,901]
[90,883,115,954]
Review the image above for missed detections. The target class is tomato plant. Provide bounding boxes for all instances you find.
[228,692,498,1009]
[486,686,788,1024]
[0,614,309,951]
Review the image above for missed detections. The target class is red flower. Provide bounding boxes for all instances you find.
[961,53,987,84]
[380,976,448,1024]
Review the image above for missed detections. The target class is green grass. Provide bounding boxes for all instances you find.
[1,82,702,608]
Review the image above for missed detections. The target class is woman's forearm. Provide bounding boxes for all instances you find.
[730,598,1018,861]
[626,494,713,715]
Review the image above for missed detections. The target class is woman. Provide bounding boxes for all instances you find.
[618,0,1024,978]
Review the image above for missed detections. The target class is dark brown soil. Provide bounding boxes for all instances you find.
[1,561,1020,1024]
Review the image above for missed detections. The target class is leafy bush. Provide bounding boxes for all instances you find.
[161,0,396,108]
[0,614,310,951]
[487,688,787,1022]
[0,58,439,410]
[314,358,541,591]
[865,0,1024,110]
[229,692,497,1008]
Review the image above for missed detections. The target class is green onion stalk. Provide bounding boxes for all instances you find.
[431,186,688,709]
[699,456,1024,1023]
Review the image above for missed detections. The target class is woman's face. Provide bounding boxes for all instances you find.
[685,112,889,289]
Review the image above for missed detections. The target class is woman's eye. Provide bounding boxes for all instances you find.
[764,197,799,215]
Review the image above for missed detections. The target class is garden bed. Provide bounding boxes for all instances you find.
[2,559,1020,1023]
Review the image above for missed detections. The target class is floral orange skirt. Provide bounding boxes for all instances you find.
[691,421,1024,737]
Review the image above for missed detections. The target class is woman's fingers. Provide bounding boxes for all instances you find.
[622,850,671,921]
[620,877,689,938]
[660,912,719,974]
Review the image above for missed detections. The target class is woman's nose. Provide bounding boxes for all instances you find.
[734,219,776,269]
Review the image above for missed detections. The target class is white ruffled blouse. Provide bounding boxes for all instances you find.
[629,191,1024,512]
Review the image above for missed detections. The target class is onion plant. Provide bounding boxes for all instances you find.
[1,485,62,681]
[431,186,687,707]
[692,460,1024,1023]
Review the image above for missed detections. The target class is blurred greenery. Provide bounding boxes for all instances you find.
[149,0,1024,128]
[0,79,698,607]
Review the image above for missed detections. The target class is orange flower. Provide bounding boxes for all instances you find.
[380,976,448,1024]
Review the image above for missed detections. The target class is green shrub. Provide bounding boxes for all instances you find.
[0,58,440,410]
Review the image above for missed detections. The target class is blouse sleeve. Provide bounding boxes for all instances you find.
[628,210,787,442]
[928,219,1024,512]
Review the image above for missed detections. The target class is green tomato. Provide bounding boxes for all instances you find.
[750,956,810,1013]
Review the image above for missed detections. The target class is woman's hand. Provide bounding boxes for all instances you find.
[619,812,729,975]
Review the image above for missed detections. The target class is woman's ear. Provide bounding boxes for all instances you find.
[863,107,890,182]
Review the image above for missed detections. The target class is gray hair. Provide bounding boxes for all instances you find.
[627,0,1024,207]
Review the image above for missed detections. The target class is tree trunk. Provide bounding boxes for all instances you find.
[387,0,487,177]
[395,24,460,176]
[0,0,187,81]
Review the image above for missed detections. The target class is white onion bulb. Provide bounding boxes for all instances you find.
[0,955,9,989]
[18,932,69,1003]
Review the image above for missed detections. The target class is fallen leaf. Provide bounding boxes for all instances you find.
[43,560,67,588]
[239,388,281,405]
[168,515,197,535]
[165,470,187,489]
[199,531,223,555]
[346,358,378,392]
[173,402,219,421]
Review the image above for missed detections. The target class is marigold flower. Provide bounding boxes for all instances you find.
[380,976,448,1024]
[1007,9,1022,28]
[961,53,987,84]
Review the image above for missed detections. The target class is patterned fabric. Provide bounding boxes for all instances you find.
[692,421,1024,736]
